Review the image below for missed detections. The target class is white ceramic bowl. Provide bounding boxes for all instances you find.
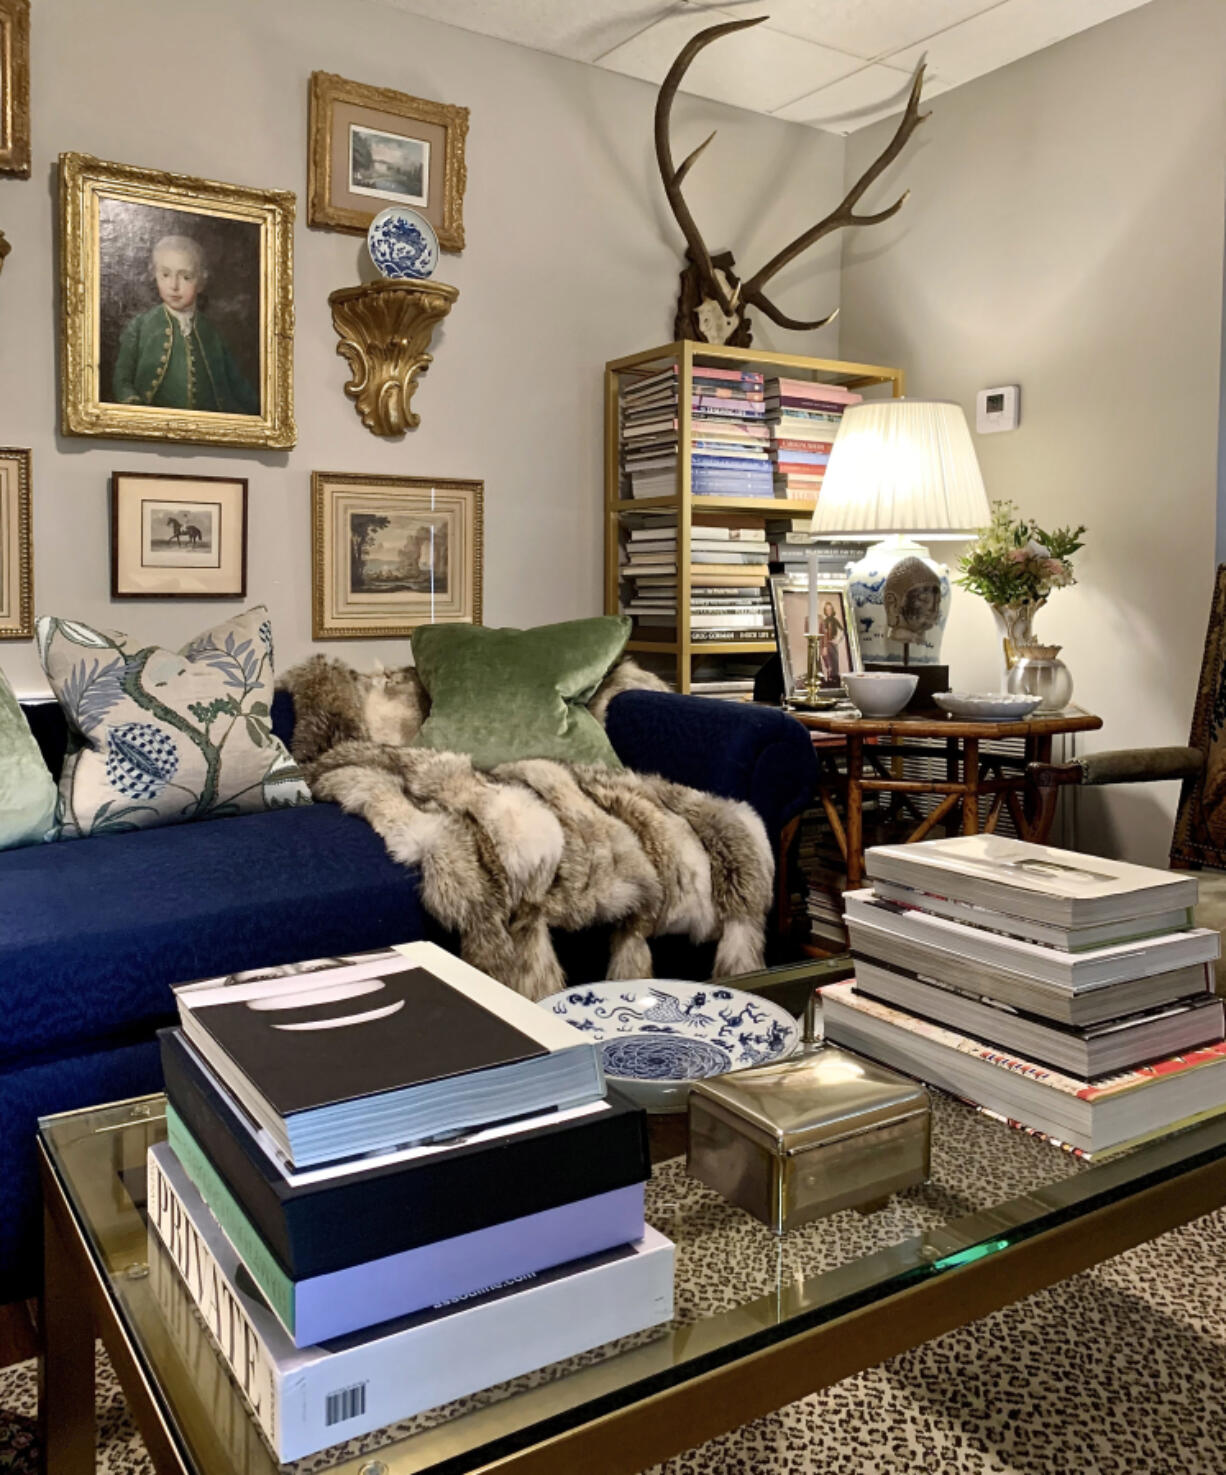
[843,671,918,718]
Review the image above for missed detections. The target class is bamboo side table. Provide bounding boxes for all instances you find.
[790,706,1102,889]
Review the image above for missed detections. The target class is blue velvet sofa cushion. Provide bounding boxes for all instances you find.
[0,802,442,1065]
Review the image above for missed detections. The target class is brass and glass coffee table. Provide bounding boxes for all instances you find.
[38,1088,1226,1475]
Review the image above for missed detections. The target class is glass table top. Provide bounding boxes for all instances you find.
[40,1071,1226,1475]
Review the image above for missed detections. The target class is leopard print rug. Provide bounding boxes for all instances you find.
[4,1094,1226,1473]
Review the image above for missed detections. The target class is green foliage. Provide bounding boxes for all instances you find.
[956,500,1085,606]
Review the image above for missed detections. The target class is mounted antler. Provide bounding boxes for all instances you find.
[655,15,930,345]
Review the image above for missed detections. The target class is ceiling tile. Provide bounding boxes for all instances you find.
[756,0,1004,60]
[594,8,861,113]
[773,62,951,134]
[888,0,1156,86]
[373,0,689,64]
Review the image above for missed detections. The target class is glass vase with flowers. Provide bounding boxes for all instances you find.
[956,501,1085,691]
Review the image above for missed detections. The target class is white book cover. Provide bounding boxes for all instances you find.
[843,890,1219,988]
[865,836,1198,926]
[147,1143,675,1463]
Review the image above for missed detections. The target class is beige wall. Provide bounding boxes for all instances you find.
[839,0,1226,864]
[2,0,846,696]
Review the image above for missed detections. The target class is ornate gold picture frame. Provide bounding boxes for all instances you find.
[0,448,32,640]
[308,71,468,251]
[0,0,30,178]
[312,472,483,640]
[59,153,296,449]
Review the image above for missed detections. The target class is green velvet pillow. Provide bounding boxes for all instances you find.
[411,617,631,769]
[0,668,57,849]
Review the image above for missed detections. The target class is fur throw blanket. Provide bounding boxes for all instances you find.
[281,656,774,1001]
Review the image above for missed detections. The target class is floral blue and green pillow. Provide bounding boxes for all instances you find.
[36,606,311,839]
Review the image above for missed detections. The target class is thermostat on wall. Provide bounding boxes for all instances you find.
[976,384,1020,433]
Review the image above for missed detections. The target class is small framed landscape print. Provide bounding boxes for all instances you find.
[769,574,861,696]
[111,471,247,599]
[312,472,482,640]
[59,152,295,449]
[308,71,467,250]
[0,448,32,639]
[0,0,30,178]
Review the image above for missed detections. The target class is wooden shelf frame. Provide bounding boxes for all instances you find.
[604,340,904,692]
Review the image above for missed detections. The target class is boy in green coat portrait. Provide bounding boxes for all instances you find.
[111,235,260,416]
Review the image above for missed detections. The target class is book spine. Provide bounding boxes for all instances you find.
[169,1105,646,1347]
[150,1143,674,1463]
[147,1149,285,1455]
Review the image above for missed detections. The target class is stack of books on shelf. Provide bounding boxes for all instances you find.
[764,379,862,503]
[622,514,772,646]
[619,364,773,500]
[766,515,866,577]
[822,835,1226,1158]
[148,942,672,1461]
[689,654,769,702]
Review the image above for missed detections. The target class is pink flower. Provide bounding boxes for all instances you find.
[1007,548,1029,563]
[1043,559,1064,577]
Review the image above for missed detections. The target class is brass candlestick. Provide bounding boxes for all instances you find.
[805,632,824,701]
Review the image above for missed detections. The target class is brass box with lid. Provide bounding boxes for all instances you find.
[687,1046,931,1233]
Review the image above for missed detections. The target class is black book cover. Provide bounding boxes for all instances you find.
[186,966,547,1117]
[159,1029,651,1279]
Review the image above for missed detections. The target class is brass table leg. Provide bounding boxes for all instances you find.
[39,1198,95,1475]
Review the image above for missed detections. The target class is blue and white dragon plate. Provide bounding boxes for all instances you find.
[540,980,801,1112]
[366,206,439,280]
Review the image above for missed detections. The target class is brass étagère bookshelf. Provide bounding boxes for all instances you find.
[604,340,904,692]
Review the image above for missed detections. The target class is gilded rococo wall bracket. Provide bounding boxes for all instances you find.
[328,278,458,437]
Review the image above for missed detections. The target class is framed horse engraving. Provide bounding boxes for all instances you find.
[111,470,247,599]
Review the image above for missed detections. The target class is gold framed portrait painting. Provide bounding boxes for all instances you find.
[0,448,32,640]
[308,72,467,251]
[111,471,247,600]
[59,153,295,449]
[0,0,30,178]
[312,472,483,640]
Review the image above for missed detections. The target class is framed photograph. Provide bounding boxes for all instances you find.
[59,152,295,449]
[0,0,29,177]
[111,471,247,599]
[768,574,861,696]
[312,472,483,639]
[308,71,467,251]
[0,448,32,639]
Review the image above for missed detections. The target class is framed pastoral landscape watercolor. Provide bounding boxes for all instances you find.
[312,472,482,640]
[111,471,247,599]
[59,153,295,449]
[0,448,32,640]
[0,0,30,177]
[308,71,467,251]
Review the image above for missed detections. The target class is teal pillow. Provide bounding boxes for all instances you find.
[0,668,56,849]
[411,617,631,770]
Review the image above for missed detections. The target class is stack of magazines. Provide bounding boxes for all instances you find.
[822,836,1226,1157]
[148,941,673,1460]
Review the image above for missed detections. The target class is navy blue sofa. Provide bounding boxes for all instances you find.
[0,688,817,1301]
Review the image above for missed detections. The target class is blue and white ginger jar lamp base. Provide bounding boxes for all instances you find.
[848,534,952,666]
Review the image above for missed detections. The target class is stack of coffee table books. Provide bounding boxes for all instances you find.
[148,941,673,1461]
[822,835,1226,1158]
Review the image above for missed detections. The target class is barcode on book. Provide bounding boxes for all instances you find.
[325,1382,367,1426]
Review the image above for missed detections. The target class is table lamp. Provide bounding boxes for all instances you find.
[809,399,989,692]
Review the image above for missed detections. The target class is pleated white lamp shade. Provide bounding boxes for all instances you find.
[810,400,990,540]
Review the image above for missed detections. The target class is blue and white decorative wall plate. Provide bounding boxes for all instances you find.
[540,980,801,1112]
[366,206,439,280]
